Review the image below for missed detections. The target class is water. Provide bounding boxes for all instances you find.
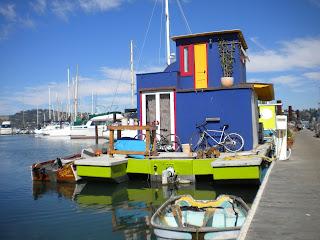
[0,135,259,240]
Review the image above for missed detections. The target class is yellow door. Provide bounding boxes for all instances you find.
[194,43,208,89]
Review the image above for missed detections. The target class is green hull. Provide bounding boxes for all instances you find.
[212,166,260,180]
[127,158,262,181]
[126,158,214,175]
[76,158,263,182]
[77,163,127,179]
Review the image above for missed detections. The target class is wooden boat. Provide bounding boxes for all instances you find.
[31,153,82,183]
[31,145,106,183]
[151,194,249,240]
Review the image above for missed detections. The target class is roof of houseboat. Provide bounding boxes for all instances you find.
[171,29,248,49]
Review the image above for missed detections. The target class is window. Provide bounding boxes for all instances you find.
[180,45,194,76]
[183,47,189,72]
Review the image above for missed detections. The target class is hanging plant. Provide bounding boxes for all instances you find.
[218,39,236,87]
[218,39,236,77]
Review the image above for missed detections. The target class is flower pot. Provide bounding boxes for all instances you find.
[287,138,294,149]
[221,77,234,87]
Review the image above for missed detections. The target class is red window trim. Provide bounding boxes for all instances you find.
[179,45,194,76]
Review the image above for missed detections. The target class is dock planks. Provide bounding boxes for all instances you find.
[244,130,320,240]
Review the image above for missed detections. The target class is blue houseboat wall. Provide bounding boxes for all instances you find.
[175,88,258,151]
[136,30,265,151]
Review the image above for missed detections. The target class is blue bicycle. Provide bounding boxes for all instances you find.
[189,122,244,152]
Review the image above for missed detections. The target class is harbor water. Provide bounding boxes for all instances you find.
[0,135,259,240]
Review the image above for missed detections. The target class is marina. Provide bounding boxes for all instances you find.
[0,135,259,240]
[2,19,308,240]
[0,1,319,240]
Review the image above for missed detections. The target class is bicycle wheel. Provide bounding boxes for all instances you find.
[223,133,244,152]
[134,133,146,140]
[189,131,207,152]
[165,134,182,152]
[154,133,166,152]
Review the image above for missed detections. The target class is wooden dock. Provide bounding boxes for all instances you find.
[241,130,320,240]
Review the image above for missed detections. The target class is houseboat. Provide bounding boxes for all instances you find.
[127,29,275,182]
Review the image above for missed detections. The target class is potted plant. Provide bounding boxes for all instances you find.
[287,128,294,149]
[218,39,236,87]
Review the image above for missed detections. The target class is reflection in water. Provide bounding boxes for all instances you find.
[32,181,258,240]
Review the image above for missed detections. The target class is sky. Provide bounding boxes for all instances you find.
[0,0,320,115]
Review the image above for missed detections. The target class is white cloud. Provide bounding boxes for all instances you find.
[0,24,12,40]
[248,75,303,88]
[30,0,47,15]
[0,3,17,21]
[303,71,320,81]
[268,75,302,87]
[20,16,36,28]
[50,0,124,20]
[0,65,163,114]
[0,3,35,40]
[309,0,320,8]
[0,1,127,39]
[247,37,320,73]
[79,0,122,12]
[51,0,75,21]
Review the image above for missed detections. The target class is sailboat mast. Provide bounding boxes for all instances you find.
[74,65,79,120]
[36,105,39,127]
[91,91,94,114]
[67,67,71,119]
[165,0,171,66]
[130,40,135,107]
[48,87,51,120]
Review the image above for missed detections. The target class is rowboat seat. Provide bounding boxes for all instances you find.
[163,212,179,227]
[182,210,205,227]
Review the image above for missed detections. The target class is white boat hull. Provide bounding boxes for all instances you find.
[0,128,13,135]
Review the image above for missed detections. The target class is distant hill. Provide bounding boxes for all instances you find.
[8,109,71,129]
[9,109,46,129]
[6,109,90,129]
[0,115,9,123]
